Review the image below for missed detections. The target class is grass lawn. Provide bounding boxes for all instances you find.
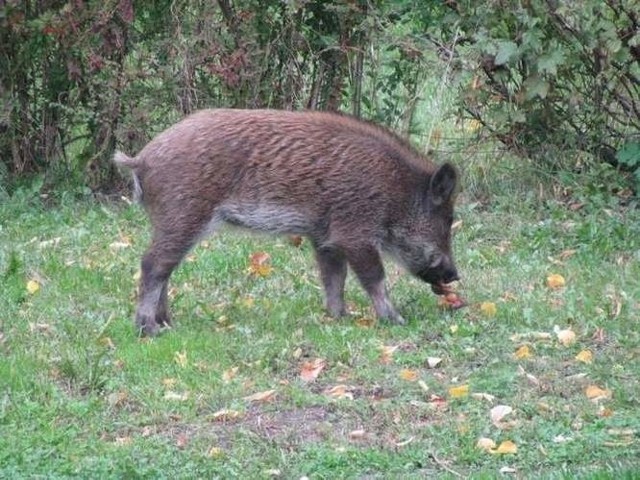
[1,183,639,478]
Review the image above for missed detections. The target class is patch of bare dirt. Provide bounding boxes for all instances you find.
[104,400,444,451]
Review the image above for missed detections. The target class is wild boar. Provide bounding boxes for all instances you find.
[114,109,460,336]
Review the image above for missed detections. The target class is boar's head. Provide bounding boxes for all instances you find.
[388,163,459,293]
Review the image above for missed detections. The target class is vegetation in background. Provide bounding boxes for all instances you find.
[1,0,638,193]
[432,0,640,185]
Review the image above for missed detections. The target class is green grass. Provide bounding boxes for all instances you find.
[1,184,639,479]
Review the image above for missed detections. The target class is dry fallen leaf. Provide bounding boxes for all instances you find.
[480,302,497,317]
[471,392,496,403]
[26,279,40,294]
[399,369,419,382]
[515,345,532,359]
[426,357,443,369]
[575,350,593,363]
[300,358,326,382]
[490,405,514,428]
[323,384,354,400]
[248,251,273,277]
[211,409,242,421]
[355,317,375,328]
[493,440,518,454]
[598,406,614,417]
[244,389,277,403]
[476,437,497,452]
[380,345,399,364]
[448,384,470,398]
[585,385,612,402]
[547,273,566,289]
[554,326,576,346]
[427,394,448,410]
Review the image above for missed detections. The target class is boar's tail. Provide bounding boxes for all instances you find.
[113,151,143,204]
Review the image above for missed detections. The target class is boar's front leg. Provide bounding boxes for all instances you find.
[314,245,348,317]
[342,244,406,325]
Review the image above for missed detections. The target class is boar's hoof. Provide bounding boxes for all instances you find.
[136,315,162,337]
[388,313,407,326]
[326,305,347,318]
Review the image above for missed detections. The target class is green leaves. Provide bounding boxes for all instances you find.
[537,48,565,76]
[616,143,640,170]
[494,41,519,66]
[523,75,549,100]
[616,142,640,189]
[437,0,639,188]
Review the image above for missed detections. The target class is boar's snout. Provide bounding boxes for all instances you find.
[416,255,459,289]
[442,265,459,284]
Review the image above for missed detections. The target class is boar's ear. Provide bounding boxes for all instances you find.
[429,163,458,207]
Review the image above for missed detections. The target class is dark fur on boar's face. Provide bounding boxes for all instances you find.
[114,109,460,336]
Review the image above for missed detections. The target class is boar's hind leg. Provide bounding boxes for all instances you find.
[343,244,406,325]
[314,246,347,317]
[136,235,193,336]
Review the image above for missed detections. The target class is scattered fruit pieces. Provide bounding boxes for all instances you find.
[436,283,468,309]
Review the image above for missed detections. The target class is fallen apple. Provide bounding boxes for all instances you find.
[436,284,468,310]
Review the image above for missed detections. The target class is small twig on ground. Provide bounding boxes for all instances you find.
[429,452,464,478]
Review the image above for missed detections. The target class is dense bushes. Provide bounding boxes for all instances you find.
[1,0,638,193]
[434,0,640,183]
